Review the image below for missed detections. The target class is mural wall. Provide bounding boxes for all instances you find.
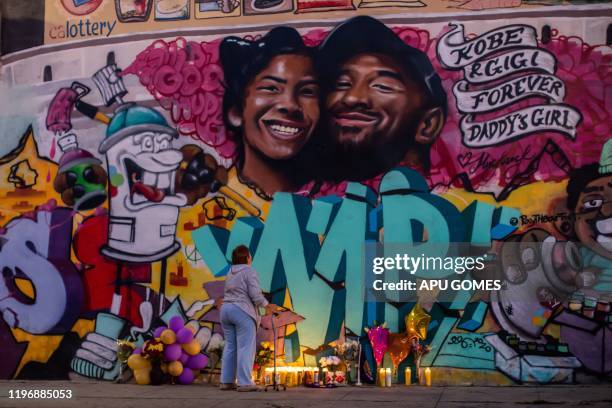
[0,0,610,385]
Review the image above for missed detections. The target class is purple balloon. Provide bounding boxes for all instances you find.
[179,351,190,365]
[186,354,208,370]
[153,326,165,338]
[178,368,194,385]
[176,327,194,344]
[169,316,184,333]
[164,343,182,362]
[133,347,142,355]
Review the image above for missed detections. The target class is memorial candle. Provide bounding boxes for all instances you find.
[404,367,411,385]
[425,367,432,386]
[378,368,386,387]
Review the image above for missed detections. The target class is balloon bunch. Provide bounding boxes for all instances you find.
[127,316,208,385]
[364,306,432,381]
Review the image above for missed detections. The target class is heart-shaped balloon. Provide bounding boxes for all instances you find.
[387,332,412,372]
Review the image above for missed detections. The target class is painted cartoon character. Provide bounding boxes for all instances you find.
[564,139,612,292]
[492,140,612,339]
[99,103,187,262]
[53,133,108,211]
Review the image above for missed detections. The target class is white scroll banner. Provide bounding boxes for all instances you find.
[463,48,557,84]
[454,74,566,113]
[461,104,582,148]
[437,23,538,69]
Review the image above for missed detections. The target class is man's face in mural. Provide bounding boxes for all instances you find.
[325,53,431,178]
[235,54,320,161]
[574,174,612,259]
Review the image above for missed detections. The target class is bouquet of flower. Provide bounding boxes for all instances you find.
[205,336,225,370]
[319,356,341,371]
[116,339,135,383]
[333,339,359,384]
[411,337,430,384]
[334,339,359,363]
[254,341,273,371]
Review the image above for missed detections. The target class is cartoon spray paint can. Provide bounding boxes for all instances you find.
[98,103,187,263]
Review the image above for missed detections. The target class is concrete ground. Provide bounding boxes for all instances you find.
[1,381,611,408]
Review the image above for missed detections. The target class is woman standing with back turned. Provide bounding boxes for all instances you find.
[219,245,276,391]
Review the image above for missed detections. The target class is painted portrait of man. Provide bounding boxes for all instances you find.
[316,16,448,183]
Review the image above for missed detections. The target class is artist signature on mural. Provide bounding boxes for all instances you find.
[509,212,573,226]
[447,335,492,352]
[457,145,533,176]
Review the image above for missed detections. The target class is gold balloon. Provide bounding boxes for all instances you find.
[134,370,151,385]
[168,361,183,377]
[183,340,201,356]
[127,354,151,371]
[405,304,431,340]
[387,332,411,372]
[160,329,177,345]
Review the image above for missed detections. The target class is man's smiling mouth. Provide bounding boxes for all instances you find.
[333,111,379,128]
[125,158,174,204]
[263,120,306,140]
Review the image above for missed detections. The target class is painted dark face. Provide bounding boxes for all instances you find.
[326,53,426,152]
[240,54,320,161]
[574,175,612,259]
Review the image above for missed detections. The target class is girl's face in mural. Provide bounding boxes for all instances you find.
[233,54,320,161]
[326,53,425,150]
[574,175,612,259]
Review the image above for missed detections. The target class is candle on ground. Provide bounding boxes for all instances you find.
[425,367,432,386]
[378,368,386,387]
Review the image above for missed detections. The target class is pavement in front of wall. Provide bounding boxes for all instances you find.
[1,381,611,408]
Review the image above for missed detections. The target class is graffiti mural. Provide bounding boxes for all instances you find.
[0,0,611,386]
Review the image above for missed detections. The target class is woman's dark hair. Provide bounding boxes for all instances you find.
[231,245,251,265]
[220,27,315,170]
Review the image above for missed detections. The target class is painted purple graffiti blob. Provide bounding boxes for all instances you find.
[0,207,83,334]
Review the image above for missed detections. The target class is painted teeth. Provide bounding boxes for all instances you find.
[270,124,300,135]
[596,218,612,234]
[142,171,157,186]
[157,172,171,189]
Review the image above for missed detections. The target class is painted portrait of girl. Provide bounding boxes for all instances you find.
[220,27,321,201]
